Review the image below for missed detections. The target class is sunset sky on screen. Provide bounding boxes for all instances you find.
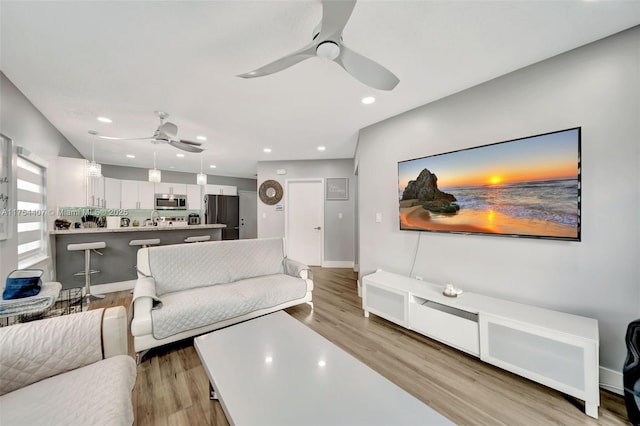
[398,128,579,190]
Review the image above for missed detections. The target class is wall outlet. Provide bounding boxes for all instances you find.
[375,213,382,223]
[415,276,423,281]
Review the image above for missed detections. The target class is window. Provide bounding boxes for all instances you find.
[16,154,47,267]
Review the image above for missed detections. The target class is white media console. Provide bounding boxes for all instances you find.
[362,270,600,418]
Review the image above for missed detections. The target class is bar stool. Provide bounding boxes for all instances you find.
[184,235,211,243]
[129,238,161,249]
[67,241,106,304]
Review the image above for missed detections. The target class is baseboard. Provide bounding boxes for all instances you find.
[92,280,136,294]
[322,261,354,268]
[600,366,623,395]
[353,264,360,272]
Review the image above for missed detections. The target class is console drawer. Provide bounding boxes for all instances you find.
[409,300,479,356]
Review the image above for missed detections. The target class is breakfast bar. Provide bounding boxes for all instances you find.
[50,224,226,288]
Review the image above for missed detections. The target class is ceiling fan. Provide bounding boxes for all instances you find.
[96,111,204,153]
[237,0,399,91]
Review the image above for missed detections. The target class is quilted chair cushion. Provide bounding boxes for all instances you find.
[0,354,137,426]
[149,238,286,296]
[0,309,104,396]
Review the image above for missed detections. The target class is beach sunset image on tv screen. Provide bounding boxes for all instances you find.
[398,128,581,241]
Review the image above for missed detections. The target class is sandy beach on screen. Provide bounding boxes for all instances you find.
[399,200,577,238]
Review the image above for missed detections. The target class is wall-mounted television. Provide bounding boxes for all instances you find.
[398,127,581,241]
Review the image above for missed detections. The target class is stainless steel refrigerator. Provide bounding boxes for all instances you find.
[204,194,239,240]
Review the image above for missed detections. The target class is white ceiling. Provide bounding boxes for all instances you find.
[2,1,639,179]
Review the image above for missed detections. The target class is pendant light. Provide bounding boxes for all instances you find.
[148,151,161,183]
[196,153,207,186]
[86,131,102,177]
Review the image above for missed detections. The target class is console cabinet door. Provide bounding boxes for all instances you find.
[363,281,409,327]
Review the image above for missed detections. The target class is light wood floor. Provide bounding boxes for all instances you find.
[92,268,629,425]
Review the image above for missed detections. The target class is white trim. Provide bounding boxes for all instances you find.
[18,254,49,270]
[599,366,623,396]
[285,178,324,267]
[322,261,354,268]
[92,279,136,294]
[353,263,360,272]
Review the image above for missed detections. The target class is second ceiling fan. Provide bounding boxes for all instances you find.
[237,0,399,91]
[97,111,204,153]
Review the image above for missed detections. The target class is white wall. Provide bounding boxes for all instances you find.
[356,27,639,376]
[257,159,355,264]
[0,72,83,281]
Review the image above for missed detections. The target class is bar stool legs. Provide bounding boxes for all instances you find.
[67,242,106,305]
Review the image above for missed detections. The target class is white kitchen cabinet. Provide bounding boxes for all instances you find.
[104,177,121,209]
[205,184,237,196]
[138,182,155,209]
[187,184,203,210]
[121,180,155,210]
[86,175,104,208]
[56,157,87,208]
[154,182,187,196]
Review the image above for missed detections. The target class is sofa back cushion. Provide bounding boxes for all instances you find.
[0,309,104,396]
[149,238,286,296]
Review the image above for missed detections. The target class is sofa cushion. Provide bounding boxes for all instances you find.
[0,355,137,426]
[149,238,286,296]
[0,309,104,396]
[151,274,307,339]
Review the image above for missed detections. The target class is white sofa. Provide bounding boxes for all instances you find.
[0,306,137,426]
[130,237,313,355]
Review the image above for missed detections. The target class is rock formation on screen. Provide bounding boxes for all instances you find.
[401,168,460,213]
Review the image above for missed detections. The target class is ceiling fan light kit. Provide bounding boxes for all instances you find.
[237,0,399,91]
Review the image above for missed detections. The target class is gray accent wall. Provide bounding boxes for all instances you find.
[0,72,83,281]
[257,159,355,264]
[355,27,639,377]
[101,164,257,191]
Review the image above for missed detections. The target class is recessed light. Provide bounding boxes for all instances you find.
[317,146,326,151]
[263,148,272,153]
[97,116,112,123]
[196,136,207,141]
[361,96,375,105]
[318,360,326,367]
[126,154,135,158]
[169,166,175,169]
[176,153,185,158]
[209,165,217,169]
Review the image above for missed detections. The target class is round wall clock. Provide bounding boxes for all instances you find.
[259,180,283,205]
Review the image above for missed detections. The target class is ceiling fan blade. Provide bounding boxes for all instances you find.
[170,140,204,153]
[336,44,399,91]
[98,135,154,141]
[318,0,357,41]
[237,42,317,78]
[158,122,178,138]
[178,139,202,146]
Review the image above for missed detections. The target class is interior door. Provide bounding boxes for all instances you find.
[286,179,323,266]
[239,190,257,239]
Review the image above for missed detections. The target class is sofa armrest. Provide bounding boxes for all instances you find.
[284,257,311,280]
[102,306,128,358]
[130,277,159,337]
[0,309,105,396]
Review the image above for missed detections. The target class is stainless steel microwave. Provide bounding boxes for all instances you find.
[154,194,187,210]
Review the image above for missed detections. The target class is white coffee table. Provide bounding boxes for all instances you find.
[194,311,454,425]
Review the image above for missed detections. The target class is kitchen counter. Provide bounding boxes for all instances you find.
[50,223,226,235]
[51,224,227,288]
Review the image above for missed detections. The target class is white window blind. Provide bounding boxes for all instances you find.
[17,155,46,265]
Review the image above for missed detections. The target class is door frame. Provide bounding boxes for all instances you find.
[284,178,324,267]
